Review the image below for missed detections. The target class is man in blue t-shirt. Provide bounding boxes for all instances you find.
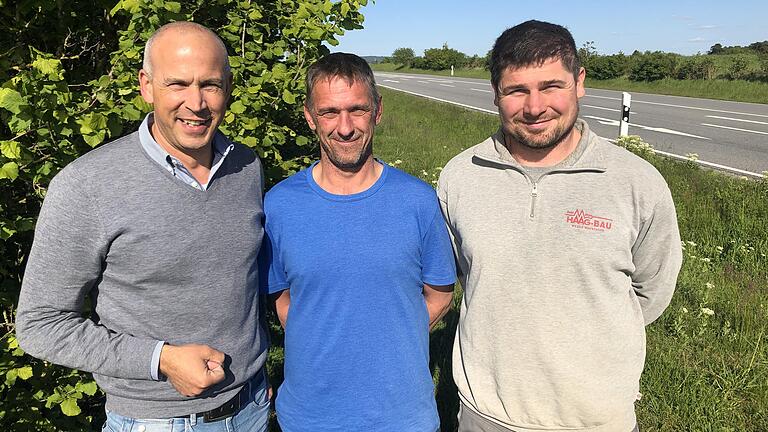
[262,53,456,432]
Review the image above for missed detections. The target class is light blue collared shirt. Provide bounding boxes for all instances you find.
[138,114,234,191]
[138,113,235,380]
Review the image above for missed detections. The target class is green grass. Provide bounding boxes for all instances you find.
[374,87,768,431]
[372,63,768,104]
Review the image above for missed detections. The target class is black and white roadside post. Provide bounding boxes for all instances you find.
[619,91,631,136]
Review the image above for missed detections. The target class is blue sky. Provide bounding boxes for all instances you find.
[334,0,767,57]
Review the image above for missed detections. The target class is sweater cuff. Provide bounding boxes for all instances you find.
[150,341,165,381]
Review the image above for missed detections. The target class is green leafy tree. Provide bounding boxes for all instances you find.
[577,40,597,71]
[422,43,467,70]
[588,54,627,80]
[726,55,751,80]
[628,51,679,82]
[391,47,415,66]
[676,56,716,80]
[0,0,367,430]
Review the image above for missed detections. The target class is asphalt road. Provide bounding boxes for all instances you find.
[374,72,768,177]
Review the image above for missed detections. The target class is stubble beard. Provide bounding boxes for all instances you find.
[506,105,579,151]
[321,138,373,172]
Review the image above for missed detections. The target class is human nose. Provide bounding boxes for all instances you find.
[523,90,546,118]
[336,111,355,138]
[185,86,208,113]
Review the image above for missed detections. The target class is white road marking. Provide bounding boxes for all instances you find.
[378,84,763,178]
[440,84,455,87]
[586,95,768,118]
[377,84,498,114]
[705,115,768,126]
[417,81,431,84]
[382,79,400,83]
[471,88,492,93]
[584,115,710,139]
[701,123,768,135]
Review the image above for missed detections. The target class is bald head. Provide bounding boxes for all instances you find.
[142,21,230,77]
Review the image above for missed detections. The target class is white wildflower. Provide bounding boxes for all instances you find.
[700,307,715,316]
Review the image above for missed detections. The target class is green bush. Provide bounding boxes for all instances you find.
[629,51,679,81]
[676,56,717,80]
[423,43,467,70]
[0,0,366,429]
[588,55,627,80]
[391,47,415,67]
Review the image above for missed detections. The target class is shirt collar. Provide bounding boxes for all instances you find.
[138,113,234,171]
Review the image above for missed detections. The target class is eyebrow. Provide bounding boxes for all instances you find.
[161,77,225,86]
[500,79,568,93]
[540,79,567,87]
[316,103,372,113]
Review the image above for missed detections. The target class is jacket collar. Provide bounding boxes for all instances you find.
[473,119,608,173]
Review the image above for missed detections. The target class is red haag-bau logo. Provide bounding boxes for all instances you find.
[565,209,613,232]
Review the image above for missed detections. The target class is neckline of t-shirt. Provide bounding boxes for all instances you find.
[306,159,389,202]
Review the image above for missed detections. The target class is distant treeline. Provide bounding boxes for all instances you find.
[379,42,768,83]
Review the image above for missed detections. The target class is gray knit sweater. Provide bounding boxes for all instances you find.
[16,131,268,418]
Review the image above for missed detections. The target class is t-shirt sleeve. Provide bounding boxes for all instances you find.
[262,213,290,294]
[421,203,457,286]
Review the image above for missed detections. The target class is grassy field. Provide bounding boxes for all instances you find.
[371,63,768,104]
[377,87,768,431]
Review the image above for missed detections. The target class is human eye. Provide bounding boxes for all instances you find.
[166,81,186,90]
[503,86,527,96]
[350,108,371,117]
[318,110,338,119]
[202,81,224,92]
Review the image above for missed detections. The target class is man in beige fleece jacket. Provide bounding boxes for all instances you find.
[437,20,682,432]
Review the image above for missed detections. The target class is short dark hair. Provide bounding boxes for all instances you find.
[490,20,581,92]
[305,52,380,113]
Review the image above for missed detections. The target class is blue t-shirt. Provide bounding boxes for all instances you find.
[264,161,456,432]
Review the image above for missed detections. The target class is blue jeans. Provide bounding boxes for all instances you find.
[102,375,269,432]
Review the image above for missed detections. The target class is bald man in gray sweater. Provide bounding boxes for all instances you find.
[16,22,270,431]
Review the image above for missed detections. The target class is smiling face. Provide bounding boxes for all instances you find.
[495,58,585,153]
[139,28,232,159]
[304,76,382,171]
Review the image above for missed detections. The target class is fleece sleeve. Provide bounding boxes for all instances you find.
[630,184,683,325]
[15,168,159,380]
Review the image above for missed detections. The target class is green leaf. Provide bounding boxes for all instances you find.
[230,100,246,114]
[282,89,296,104]
[164,1,181,12]
[83,130,107,147]
[0,141,21,159]
[0,162,19,181]
[341,2,350,16]
[248,9,263,20]
[76,381,98,396]
[16,366,33,381]
[32,57,63,80]
[60,398,81,416]
[296,136,309,146]
[0,88,24,114]
[1,226,17,241]
[5,369,17,386]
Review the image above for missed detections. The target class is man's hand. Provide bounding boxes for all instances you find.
[159,343,226,397]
